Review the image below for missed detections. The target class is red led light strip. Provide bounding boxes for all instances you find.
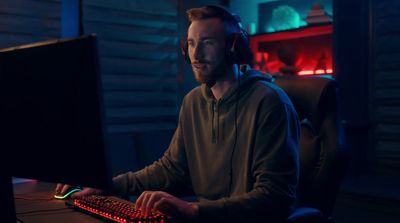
[298,69,333,76]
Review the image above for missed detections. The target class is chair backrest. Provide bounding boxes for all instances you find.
[274,75,346,217]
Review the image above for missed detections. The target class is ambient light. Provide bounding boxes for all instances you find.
[298,69,333,76]
[250,24,333,76]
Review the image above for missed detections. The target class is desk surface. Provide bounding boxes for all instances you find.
[13,181,106,223]
[13,180,278,223]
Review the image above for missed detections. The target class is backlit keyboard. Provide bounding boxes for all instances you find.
[66,195,172,223]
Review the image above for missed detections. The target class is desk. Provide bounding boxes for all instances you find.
[13,181,105,223]
[13,181,284,223]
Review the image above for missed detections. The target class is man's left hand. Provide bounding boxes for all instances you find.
[136,191,199,219]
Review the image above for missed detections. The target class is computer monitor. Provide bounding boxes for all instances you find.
[0,35,113,221]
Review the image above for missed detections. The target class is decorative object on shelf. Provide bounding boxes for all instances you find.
[258,0,332,34]
[305,1,332,25]
[268,5,303,32]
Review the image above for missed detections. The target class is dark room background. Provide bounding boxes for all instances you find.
[1,0,400,222]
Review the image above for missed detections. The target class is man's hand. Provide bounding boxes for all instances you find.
[55,183,103,198]
[136,191,199,220]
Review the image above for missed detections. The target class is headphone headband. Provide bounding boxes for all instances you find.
[204,5,245,34]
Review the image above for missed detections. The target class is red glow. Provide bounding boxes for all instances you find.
[72,197,168,223]
[255,52,262,62]
[250,24,333,76]
[255,52,269,63]
[297,69,334,76]
[298,70,314,76]
[251,25,332,43]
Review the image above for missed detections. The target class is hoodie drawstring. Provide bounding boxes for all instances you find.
[216,104,220,143]
[211,101,221,144]
[211,102,216,143]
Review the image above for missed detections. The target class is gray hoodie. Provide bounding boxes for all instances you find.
[113,70,300,222]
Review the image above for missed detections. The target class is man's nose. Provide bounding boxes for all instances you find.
[192,44,204,60]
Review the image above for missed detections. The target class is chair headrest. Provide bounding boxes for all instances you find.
[273,76,337,132]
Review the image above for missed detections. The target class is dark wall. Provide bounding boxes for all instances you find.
[335,0,400,177]
[368,0,400,176]
[334,0,370,176]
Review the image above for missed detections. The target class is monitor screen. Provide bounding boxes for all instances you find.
[0,34,113,190]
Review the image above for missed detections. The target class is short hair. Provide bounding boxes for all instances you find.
[186,5,242,36]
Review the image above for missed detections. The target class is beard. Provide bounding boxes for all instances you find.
[193,59,228,87]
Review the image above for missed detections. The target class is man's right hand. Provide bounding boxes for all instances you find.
[55,183,103,198]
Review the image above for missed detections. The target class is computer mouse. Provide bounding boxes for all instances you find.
[54,186,83,200]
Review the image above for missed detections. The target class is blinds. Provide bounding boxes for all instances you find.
[0,0,60,48]
[371,0,400,175]
[82,0,180,134]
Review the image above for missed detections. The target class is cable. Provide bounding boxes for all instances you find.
[228,64,241,194]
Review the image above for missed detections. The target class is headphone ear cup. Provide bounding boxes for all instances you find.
[225,32,253,65]
[181,38,191,64]
[225,34,238,64]
[226,33,245,64]
[236,33,253,66]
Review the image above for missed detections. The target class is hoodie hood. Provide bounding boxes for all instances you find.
[200,69,273,104]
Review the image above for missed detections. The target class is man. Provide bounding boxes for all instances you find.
[56,5,300,222]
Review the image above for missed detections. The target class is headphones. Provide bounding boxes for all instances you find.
[181,5,253,65]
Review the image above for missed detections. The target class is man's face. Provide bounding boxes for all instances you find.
[187,18,227,84]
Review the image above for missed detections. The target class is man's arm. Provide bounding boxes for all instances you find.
[112,112,191,197]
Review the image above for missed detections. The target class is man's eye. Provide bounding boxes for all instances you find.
[187,41,195,47]
[203,40,214,45]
